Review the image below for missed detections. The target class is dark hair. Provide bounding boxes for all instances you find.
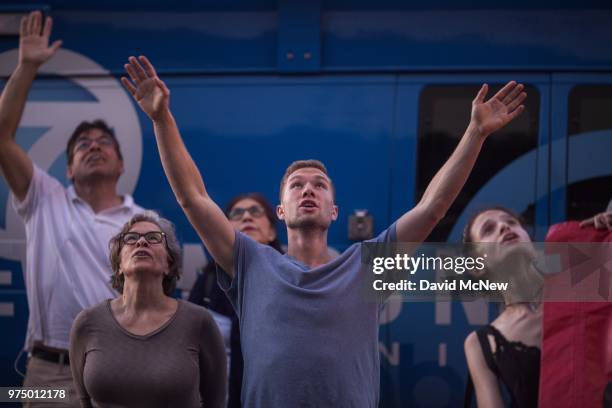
[225,193,283,252]
[109,211,182,296]
[462,206,527,244]
[279,159,335,203]
[66,119,123,165]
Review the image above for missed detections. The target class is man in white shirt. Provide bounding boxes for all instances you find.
[0,11,143,406]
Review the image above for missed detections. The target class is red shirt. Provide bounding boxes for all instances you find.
[540,222,612,408]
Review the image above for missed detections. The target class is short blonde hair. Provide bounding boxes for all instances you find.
[279,159,335,202]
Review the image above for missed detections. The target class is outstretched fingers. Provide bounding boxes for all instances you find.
[473,83,488,104]
[506,105,525,122]
[506,91,527,113]
[26,13,33,35]
[30,11,41,36]
[124,55,161,86]
[155,78,170,97]
[138,55,157,78]
[20,16,27,37]
[120,77,137,96]
[124,56,150,85]
[502,83,524,104]
[493,81,517,103]
[50,40,62,53]
[591,213,612,230]
[128,56,148,82]
[124,63,141,85]
[42,16,53,40]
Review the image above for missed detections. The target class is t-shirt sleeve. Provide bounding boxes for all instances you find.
[366,222,399,305]
[198,309,227,408]
[69,310,93,408]
[216,231,260,318]
[11,164,62,222]
[369,221,398,244]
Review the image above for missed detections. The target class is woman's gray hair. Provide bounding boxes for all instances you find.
[109,211,182,296]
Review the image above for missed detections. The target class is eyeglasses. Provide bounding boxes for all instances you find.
[74,135,115,152]
[122,231,166,245]
[228,205,265,221]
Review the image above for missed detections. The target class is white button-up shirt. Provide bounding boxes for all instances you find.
[13,165,144,350]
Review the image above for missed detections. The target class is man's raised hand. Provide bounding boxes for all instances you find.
[19,11,62,68]
[121,56,170,122]
[470,81,527,138]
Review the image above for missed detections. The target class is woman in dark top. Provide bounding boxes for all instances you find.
[462,207,543,408]
[70,212,226,408]
[189,193,282,408]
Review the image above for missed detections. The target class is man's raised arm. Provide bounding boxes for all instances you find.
[121,56,236,277]
[0,11,61,202]
[396,81,527,242]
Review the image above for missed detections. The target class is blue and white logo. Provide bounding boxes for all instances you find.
[0,48,142,262]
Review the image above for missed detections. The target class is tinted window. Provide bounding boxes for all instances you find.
[417,84,540,241]
[566,85,612,219]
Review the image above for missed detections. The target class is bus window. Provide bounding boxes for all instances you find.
[417,84,540,241]
[567,85,612,220]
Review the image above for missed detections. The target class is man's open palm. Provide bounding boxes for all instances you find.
[471,81,527,137]
[121,56,170,121]
[19,11,62,67]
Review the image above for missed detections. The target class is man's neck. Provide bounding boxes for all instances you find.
[73,179,123,214]
[286,227,332,268]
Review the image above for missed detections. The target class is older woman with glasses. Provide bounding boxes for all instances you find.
[70,211,226,408]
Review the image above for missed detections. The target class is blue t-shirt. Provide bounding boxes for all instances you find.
[218,224,396,408]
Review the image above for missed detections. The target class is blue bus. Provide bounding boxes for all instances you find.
[1,1,611,406]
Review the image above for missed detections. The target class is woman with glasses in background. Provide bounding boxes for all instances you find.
[70,211,226,408]
[189,193,282,408]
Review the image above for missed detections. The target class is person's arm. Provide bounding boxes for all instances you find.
[69,312,94,408]
[396,82,526,243]
[0,11,61,202]
[198,310,227,408]
[121,56,236,277]
[464,332,505,408]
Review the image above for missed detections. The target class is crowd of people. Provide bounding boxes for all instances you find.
[1,11,609,408]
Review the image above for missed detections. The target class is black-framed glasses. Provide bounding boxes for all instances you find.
[122,231,166,245]
[74,135,115,152]
[228,205,265,221]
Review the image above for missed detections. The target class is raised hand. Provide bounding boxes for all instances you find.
[470,81,527,138]
[121,56,170,122]
[580,211,612,231]
[19,11,62,68]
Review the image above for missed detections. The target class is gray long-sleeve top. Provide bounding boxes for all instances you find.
[69,299,226,408]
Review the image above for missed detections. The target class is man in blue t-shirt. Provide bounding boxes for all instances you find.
[122,55,527,407]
